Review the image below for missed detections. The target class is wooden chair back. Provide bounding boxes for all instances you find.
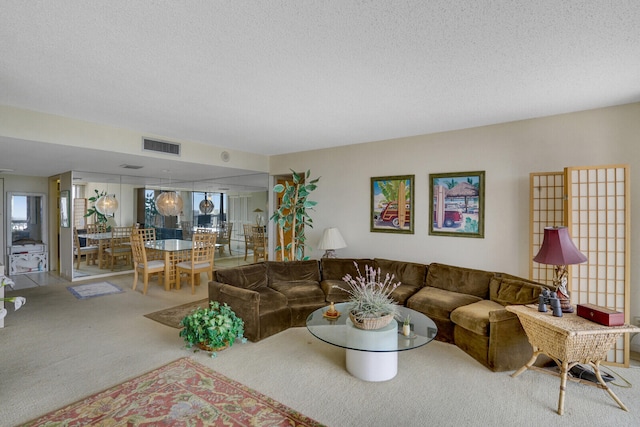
[133,227,156,242]
[243,224,255,260]
[253,226,267,262]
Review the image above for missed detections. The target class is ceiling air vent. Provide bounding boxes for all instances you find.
[120,164,143,170]
[142,138,181,156]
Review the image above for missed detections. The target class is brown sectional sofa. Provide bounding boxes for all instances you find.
[208,257,551,372]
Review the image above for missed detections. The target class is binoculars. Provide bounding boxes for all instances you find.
[538,288,563,317]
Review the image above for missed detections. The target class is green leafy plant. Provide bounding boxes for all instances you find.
[403,314,411,326]
[339,263,400,320]
[179,301,245,357]
[270,169,320,261]
[84,189,108,225]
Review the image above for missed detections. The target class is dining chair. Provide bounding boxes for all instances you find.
[216,222,233,255]
[243,223,255,261]
[253,226,267,263]
[176,232,216,294]
[130,233,165,295]
[73,227,99,269]
[134,227,156,242]
[105,226,133,270]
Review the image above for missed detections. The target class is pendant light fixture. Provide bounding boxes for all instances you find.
[156,171,184,217]
[156,191,183,216]
[199,192,214,214]
[95,194,118,216]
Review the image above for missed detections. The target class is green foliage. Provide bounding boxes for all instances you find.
[270,169,320,261]
[83,189,108,224]
[179,301,245,355]
[377,180,410,204]
[463,217,478,233]
[339,263,400,320]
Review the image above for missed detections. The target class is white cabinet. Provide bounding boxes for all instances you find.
[8,245,48,275]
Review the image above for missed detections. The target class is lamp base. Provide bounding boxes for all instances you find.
[322,249,337,258]
[556,287,574,313]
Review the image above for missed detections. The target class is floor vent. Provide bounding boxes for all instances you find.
[142,138,181,156]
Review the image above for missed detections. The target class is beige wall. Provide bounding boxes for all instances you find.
[0,105,270,173]
[270,102,640,321]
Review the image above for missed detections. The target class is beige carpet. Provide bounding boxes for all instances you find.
[2,273,640,427]
[144,298,210,328]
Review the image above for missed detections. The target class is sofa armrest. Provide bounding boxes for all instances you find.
[487,306,533,371]
[209,281,260,340]
[488,307,518,323]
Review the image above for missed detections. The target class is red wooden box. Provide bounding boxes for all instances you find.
[576,303,624,326]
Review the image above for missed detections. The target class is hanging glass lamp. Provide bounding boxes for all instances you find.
[199,193,214,214]
[156,191,183,216]
[95,194,119,216]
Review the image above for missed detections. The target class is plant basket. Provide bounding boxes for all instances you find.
[349,312,394,330]
[197,341,229,352]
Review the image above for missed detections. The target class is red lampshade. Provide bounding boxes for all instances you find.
[533,226,587,265]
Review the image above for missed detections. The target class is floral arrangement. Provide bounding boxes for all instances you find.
[340,263,401,320]
[1,276,26,320]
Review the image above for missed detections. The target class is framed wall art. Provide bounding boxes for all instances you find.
[371,175,414,234]
[429,171,485,238]
[60,190,70,228]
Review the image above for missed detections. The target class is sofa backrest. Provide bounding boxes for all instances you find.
[214,262,268,290]
[425,262,493,299]
[320,258,374,281]
[374,258,427,287]
[268,260,321,284]
[490,274,548,306]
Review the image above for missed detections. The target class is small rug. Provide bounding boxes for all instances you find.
[22,357,325,426]
[144,298,210,328]
[67,281,124,299]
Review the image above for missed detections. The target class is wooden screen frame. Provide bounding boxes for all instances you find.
[530,165,631,366]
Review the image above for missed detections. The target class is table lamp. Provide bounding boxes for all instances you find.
[533,226,587,313]
[253,208,264,227]
[318,227,347,258]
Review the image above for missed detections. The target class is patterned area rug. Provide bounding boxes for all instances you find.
[144,299,210,328]
[22,357,325,426]
[67,281,124,299]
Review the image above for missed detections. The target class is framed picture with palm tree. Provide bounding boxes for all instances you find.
[370,175,414,234]
[429,171,485,238]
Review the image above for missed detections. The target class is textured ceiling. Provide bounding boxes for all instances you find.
[1,1,640,171]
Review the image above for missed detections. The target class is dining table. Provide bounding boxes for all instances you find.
[144,239,193,291]
[77,232,113,269]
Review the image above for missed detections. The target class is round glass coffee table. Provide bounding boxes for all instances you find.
[306,302,437,382]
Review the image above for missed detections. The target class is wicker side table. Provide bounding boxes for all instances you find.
[506,304,639,415]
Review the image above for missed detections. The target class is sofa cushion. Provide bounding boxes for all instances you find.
[425,263,493,299]
[320,258,374,281]
[254,286,289,311]
[215,263,268,290]
[406,286,482,320]
[451,299,504,336]
[490,276,546,306]
[374,258,427,287]
[270,280,326,305]
[268,260,321,283]
[321,279,352,303]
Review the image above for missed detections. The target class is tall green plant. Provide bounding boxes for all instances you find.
[270,169,320,261]
[84,189,108,225]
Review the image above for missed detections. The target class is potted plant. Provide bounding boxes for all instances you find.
[339,263,401,330]
[84,189,108,226]
[270,169,320,261]
[179,301,245,356]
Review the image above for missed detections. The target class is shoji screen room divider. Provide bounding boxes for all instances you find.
[530,164,631,366]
